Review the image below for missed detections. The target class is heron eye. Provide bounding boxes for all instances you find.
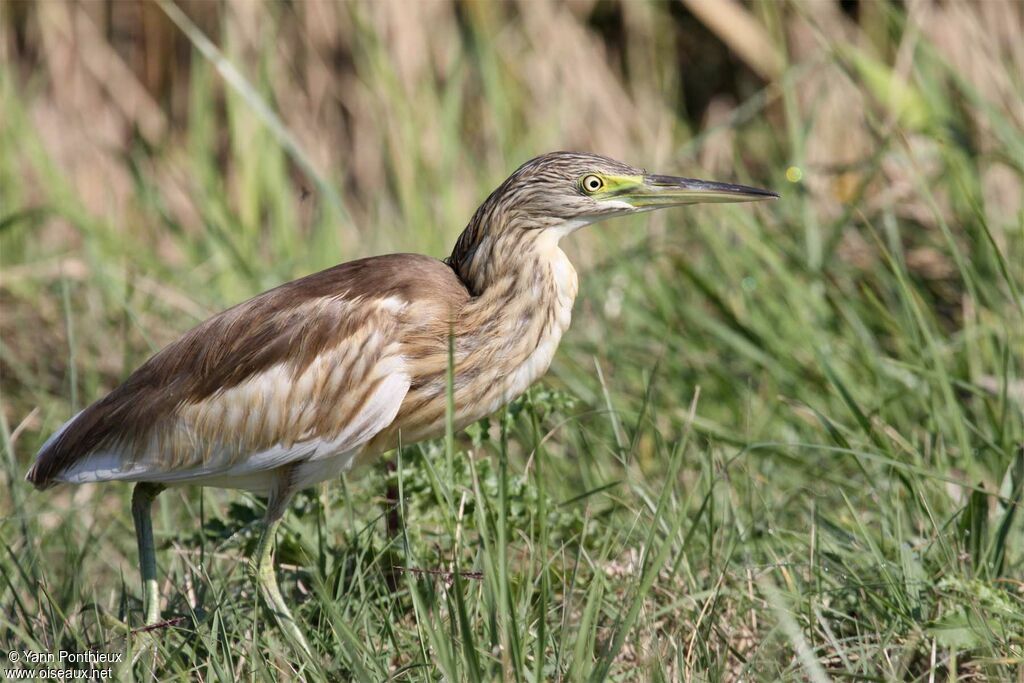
[582,175,604,193]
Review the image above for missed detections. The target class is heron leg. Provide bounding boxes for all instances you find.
[249,485,311,655]
[131,482,166,625]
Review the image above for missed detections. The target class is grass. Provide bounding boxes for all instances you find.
[1,1,1022,680]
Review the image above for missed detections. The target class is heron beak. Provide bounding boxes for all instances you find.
[622,174,779,207]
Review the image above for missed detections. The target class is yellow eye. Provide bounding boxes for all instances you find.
[582,175,604,193]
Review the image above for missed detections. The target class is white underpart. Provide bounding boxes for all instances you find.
[542,202,634,240]
[543,218,591,240]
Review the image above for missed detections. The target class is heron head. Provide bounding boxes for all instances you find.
[495,151,778,236]
[449,151,778,291]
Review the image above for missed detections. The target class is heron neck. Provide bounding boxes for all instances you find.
[447,217,581,379]
[448,213,585,296]
[465,228,577,301]
[443,228,578,429]
[452,226,580,372]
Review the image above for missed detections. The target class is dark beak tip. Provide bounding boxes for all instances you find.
[734,184,779,200]
[744,187,779,199]
[646,174,779,200]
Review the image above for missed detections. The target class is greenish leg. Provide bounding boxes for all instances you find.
[249,487,311,655]
[131,482,166,625]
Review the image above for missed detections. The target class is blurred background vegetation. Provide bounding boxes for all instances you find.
[1,0,1022,680]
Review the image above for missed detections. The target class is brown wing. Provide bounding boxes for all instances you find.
[26,254,469,489]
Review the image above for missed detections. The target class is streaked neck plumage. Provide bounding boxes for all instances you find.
[447,178,586,296]
[447,198,581,329]
[428,208,581,431]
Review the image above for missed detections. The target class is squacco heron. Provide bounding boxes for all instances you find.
[26,152,776,653]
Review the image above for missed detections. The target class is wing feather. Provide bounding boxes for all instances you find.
[24,254,467,490]
[56,362,409,492]
[39,309,409,490]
